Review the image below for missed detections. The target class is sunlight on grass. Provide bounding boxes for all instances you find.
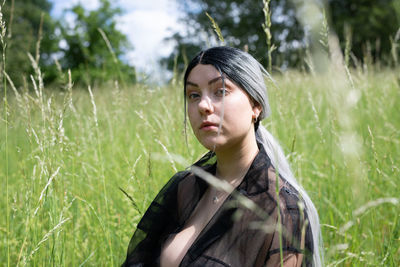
[1,66,399,265]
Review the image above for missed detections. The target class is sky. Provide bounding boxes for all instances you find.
[50,0,183,80]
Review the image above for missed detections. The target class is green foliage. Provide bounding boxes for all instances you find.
[1,64,400,265]
[1,1,400,265]
[205,12,225,44]
[164,0,307,73]
[165,0,400,72]
[262,0,277,73]
[1,0,59,87]
[328,0,400,66]
[58,0,135,86]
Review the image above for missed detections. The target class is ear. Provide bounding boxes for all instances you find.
[252,102,262,118]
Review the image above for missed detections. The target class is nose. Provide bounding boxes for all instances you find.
[198,95,214,115]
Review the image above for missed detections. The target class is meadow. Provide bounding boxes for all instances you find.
[1,62,399,266]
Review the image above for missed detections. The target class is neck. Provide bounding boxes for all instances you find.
[215,132,259,183]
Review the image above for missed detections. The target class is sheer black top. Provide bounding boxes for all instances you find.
[123,145,313,266]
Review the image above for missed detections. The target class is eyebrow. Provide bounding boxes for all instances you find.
[186,76,224,87]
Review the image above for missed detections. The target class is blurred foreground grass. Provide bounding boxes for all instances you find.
[1,68,399,266]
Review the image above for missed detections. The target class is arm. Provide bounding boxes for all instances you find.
[266,252,304,267]
[123,171,189,266]
[263,184,312,267]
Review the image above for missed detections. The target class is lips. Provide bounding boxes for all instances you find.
[200,121,219,130]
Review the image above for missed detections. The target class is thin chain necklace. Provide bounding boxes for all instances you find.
[212,148,258,205]
[211,176,244,204]
[212,194,223,204]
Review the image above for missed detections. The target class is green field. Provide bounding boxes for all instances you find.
[1,66,399,266]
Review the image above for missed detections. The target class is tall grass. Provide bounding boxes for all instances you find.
[1,2,400,265]
[1,62,399,265]
[0,2,10,266]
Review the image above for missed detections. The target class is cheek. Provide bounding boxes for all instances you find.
[187,105,197,127]
[187,105,194,119]
[222,100,253,126]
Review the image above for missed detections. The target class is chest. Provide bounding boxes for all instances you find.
[160,188,229,267]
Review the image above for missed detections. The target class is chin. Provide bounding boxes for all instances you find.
[199,141,217,151]
[198,138,227,152]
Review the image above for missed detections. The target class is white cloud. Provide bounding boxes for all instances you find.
[116,0,183,79]
[117,7,182,72]
[51,0,183,81]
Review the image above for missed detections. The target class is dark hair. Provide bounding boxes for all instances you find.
[183,46,270,121]
[183,46,323,266]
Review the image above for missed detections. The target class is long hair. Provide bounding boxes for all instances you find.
[183,46,323,266]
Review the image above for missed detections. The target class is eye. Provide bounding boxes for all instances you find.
[215,88,228,97]
[187,91,200,100]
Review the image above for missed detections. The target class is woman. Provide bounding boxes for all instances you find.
[123,46,322,267]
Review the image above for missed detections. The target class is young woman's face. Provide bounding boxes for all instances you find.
[186,64,261,152]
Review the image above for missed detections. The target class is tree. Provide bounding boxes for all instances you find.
[59,0,135,86]
[164,0,400,73]
[328,0,400,65]
[163,0,306,74]
[1,0,59,87]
